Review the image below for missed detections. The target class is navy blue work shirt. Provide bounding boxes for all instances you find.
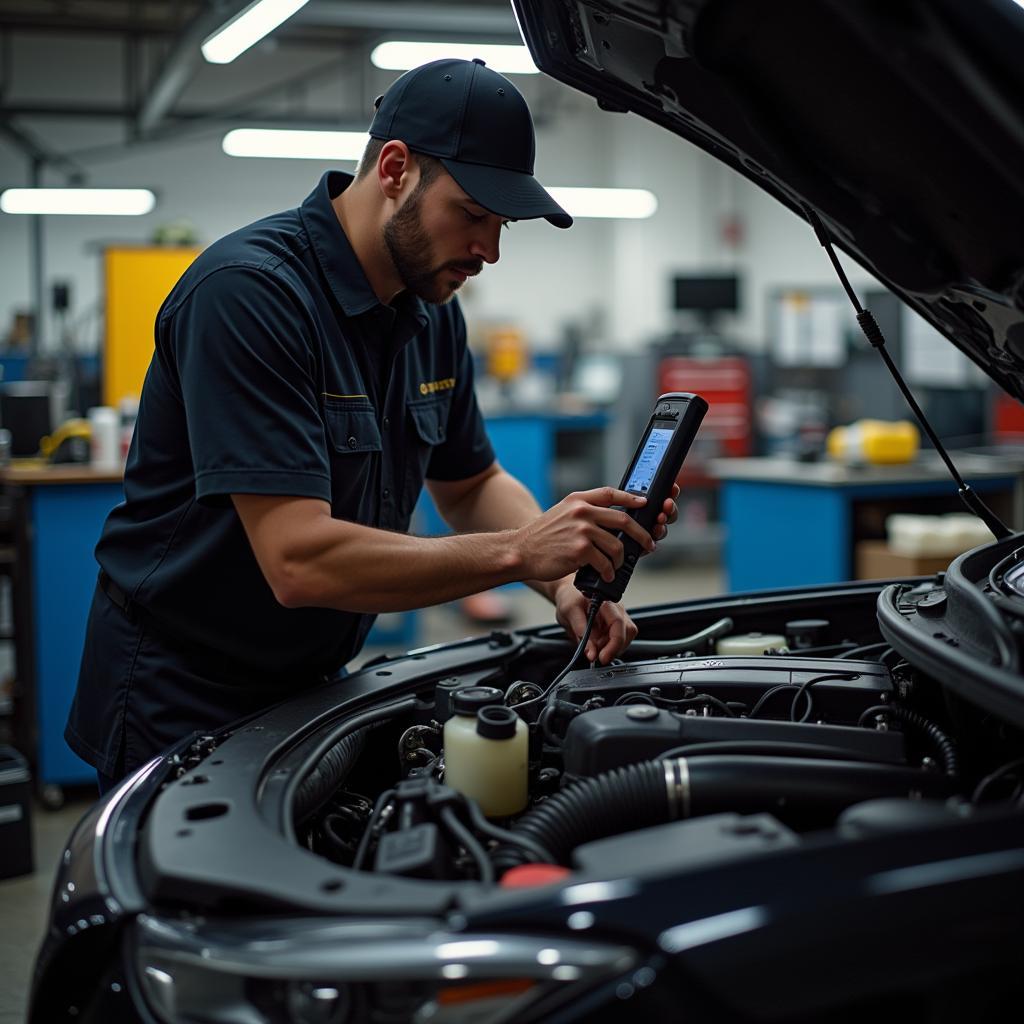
[65,171,495,775]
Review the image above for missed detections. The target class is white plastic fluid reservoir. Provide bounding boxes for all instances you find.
[443,686,528,818]
[716,632,788,655]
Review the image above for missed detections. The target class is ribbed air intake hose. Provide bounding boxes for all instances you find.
[294,726,369,823]
[493,755,955,871]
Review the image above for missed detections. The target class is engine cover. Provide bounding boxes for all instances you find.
[562,706,908,778]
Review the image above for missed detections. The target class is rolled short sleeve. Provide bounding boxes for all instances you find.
[424,307,495,482]
[165,266,332,507]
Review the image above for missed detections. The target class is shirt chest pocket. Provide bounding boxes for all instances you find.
[322,400,382,524]
[402,397,449,517]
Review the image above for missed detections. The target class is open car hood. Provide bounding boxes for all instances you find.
[513,0,1024,400]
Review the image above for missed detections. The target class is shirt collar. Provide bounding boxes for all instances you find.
[299,170,429,337]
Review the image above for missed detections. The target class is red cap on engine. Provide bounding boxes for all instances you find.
[500,864,571,888]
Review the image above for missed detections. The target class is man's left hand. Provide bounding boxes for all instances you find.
[554,582,637,664]
[550,484,679,663]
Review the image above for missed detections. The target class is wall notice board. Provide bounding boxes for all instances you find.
[104,246,199,406]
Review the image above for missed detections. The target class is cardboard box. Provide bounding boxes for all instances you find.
[855,540,951,580]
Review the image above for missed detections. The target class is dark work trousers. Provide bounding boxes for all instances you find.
[68,581,342,789]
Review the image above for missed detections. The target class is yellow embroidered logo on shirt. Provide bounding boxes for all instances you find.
[419,377,456,395]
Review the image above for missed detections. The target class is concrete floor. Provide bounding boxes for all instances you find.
[0,560,722,1021]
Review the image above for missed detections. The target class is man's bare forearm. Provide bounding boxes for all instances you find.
[429,467,570,603]
[277,514,527,612]
[234,482,653,616]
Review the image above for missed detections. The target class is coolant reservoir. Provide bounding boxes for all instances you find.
[444,687,528,818]
[715,632,788,655]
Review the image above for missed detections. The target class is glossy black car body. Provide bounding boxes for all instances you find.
[31,2,1024,1021]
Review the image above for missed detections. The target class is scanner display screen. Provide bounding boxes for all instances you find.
[625,426,674,494]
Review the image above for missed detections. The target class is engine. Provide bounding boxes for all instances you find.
[296,611,982,885]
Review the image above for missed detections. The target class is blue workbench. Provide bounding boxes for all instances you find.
[714,454,1023,592]
[5,466,123,792]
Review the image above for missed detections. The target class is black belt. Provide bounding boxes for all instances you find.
[98,570,136,621]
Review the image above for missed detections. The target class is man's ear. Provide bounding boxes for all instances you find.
[377,140,414,201]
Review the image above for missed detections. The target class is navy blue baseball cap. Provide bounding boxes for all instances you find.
[369,58,572,229]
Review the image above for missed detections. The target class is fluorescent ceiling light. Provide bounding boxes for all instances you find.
[0,188,156,216]
[223,129,369,160]
[371,41,539,75]
[546,187,658,219]
[202,0,310,64]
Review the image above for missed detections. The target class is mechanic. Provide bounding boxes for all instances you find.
[65,59,678,793]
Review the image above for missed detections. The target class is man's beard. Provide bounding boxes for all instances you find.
[383,187,482,305]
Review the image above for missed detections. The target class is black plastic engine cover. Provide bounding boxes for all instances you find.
[562,706,907,778]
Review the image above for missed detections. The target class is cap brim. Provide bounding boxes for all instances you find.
[441,158,573,228]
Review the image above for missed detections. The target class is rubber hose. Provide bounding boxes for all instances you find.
[897,707,959,778]
[294,727,368,823]
[859,705,959,778]
[494,756,955,871]
[493,761,669,872]
[683,756,953,820]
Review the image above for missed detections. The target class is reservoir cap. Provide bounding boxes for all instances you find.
[476,704,519,739]
[452,686,504,716]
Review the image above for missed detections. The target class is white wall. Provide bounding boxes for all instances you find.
[0,49,613,355]
[603,110,883,351]
[0,32,887,360]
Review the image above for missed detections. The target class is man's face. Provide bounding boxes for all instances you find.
[383,166,508,305]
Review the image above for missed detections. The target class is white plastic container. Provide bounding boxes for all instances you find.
[443,687,528,818]
[88,406,121,470]
[716,632,788,656]
[887,513,993,557]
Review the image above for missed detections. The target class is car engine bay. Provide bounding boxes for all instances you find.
[271,551,1023,890]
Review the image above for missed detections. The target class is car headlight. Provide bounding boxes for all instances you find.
[133,913,639,1023]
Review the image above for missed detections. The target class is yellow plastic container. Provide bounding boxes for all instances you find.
[827,420,919,465]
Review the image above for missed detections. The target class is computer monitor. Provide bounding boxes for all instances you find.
[0,381,68,457]
[673,274,740,314]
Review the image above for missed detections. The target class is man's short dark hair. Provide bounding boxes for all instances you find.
[356,138,445,189]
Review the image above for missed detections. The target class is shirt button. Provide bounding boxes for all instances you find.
[348,436,357,449]
[382,488,390,500]
[383,417,390,428]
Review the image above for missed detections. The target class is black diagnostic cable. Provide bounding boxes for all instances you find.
[805,206,1011,541]
[510,596,603,710]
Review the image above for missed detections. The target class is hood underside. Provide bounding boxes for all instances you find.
[514,0,1024,399]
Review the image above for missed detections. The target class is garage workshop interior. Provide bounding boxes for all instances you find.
[2,2,1024,1022]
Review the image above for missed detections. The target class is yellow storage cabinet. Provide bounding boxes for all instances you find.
[104,246,200,406]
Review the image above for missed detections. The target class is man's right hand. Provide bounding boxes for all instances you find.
[511,487,655,584]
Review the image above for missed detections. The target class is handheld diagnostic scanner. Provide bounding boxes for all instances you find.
[574,392,708,605]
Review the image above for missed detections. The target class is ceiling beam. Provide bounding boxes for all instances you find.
[299,1,520,35]
[136,2,252,137]
[0,12,179,36]
[0,116,85,177]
